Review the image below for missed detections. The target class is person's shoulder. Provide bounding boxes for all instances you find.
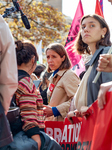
[19,76,33,86]
[18,77,38,96]
[65,69,77,75]
[63,69,79,79]
[31,73,38,81]
[18,76,35,93]
[102,46,111,54]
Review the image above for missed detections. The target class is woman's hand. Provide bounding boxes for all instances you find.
[35,88,40,95]
[43,105,53,117]
[31,134,41,150]
[80,106,90,117]
[97,82,112,109]
[67,107,89,124]
[97,54,112,72]
[67,111,76,124]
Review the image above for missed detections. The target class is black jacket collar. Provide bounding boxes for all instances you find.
[18,70,30,78]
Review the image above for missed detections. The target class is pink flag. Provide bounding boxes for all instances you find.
[65,0,85,76]
[65,0,84,48]
[65,39,82,67]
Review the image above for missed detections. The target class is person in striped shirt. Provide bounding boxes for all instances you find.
[14,40,62,150]
[15,40,44,150]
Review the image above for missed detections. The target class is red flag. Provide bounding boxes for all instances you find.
[95,0,104,18]
[77,91,112,150]
[65,0,84,68]
[45,117,82,149]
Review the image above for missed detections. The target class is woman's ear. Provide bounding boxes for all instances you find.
[62,55,65,62]
[32,56,35,64]
[102,27,107,36]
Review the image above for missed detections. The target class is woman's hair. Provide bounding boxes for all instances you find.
[46,43,71,72]
[15,40,39,66]
[33,64,46,78]
[75,14,111,54]
[41,71,52,90]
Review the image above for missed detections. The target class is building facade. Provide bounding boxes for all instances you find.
[45,0,62,12]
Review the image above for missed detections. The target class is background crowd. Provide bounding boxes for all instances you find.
[0,0,112,149]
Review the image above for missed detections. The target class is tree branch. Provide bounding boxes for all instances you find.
[0,3,9,9]
[28,0,34,5]
[29,18,57,31]
[13,35,18,40]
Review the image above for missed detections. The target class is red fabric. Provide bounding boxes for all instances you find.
[49,83,55,92]
[45,91,112,149]
[95,0,104,18]
[91,91,112,150]
[45,121,64,143]
[45,117,81,149]
[77,91,112,150]
[77,101,98,149]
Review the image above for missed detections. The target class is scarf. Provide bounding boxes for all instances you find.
[72,65,93,111]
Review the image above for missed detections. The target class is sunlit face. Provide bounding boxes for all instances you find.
[46,49,65,71]
[81,17,106,47]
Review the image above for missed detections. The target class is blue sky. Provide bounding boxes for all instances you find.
[62,0,112,40]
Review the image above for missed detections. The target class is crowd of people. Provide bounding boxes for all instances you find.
[0,0,112,149]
